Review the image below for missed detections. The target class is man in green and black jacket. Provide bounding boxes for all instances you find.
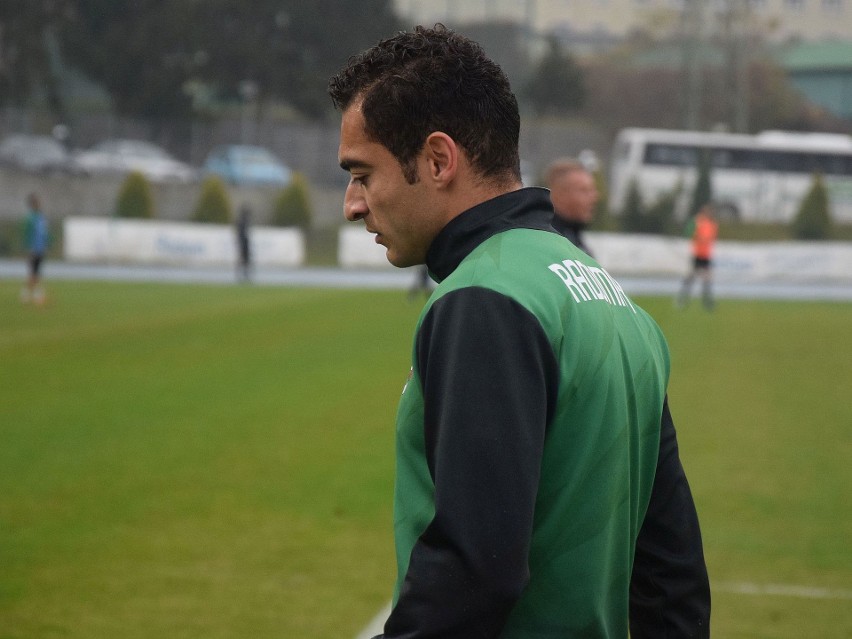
[330,24,710,639]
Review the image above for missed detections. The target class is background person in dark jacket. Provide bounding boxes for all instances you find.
[547,158,599,256]
[235,204,252,283]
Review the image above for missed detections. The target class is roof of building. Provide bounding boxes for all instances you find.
[781,41,852,72]
[628,43,727,70]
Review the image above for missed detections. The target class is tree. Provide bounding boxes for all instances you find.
[588,169,614,231]
[620,179,646,233]
[792,172,832,240]
[524,36,585,116]
[271,174,312,228]
[688,150,713,217]
[189,0,401,120]
[644,187,679,235]
[192,176,232,224]
[621,178,678,234]
[115,171,154,219]
[58,0,200,123]
[0,0,72,119]
[54,0,401,123]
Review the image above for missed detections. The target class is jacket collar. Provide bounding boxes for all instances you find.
[426,187,556,283]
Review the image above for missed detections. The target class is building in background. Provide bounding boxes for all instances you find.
[395,0,852,49]
[782,40,852,121]
[395,0,852,124]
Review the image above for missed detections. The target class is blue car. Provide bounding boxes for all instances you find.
[202,145,292,187]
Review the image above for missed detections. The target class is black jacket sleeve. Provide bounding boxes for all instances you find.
[380,287,558,639]
[629,397,711,638]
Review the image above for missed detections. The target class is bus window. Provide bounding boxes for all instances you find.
[711,149,733,168]
[644,143,697,167]
[814,154,852,176]
[764,151,795,173]
[714,148,762,170]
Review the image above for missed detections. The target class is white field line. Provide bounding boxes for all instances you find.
[354,583,852,637]
[715,581,852,600]
[354,601,392,639]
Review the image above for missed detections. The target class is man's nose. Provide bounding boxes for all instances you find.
[344,183,367,221]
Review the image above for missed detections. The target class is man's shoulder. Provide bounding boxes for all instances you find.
[436,228,618,316]
[452,227,571,281]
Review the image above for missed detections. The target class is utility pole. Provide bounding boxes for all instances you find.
[716,0,751,132]
[484,0,493,22]
[732,0,751,133]
[680,0,704,130]
[524,0,538,60]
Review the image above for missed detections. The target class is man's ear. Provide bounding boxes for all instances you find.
[423,132,458,187]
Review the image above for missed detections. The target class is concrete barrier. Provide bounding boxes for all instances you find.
[338,227,852,283]
[338,225,389,268]
[64,217,305,267]
[587,232,852,283]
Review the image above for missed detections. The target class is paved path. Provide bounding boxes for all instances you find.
[3,259,852,301]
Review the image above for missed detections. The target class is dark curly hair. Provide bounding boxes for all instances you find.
[328,24,521,185]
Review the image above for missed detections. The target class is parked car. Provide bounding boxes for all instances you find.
[0,134,71,173]
[72,138,197,183]
[202,144,292,187]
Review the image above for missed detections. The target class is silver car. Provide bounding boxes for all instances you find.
[0,134,71,173]
[72,138,197,183]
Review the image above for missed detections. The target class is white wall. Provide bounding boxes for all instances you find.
[338,226,389,268]
[64,217,305,267]
[587,232,852,283]
[339,226,852,283]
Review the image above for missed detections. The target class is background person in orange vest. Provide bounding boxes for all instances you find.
[677,204,719,311]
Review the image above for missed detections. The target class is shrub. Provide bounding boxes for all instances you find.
[524,36,586,116]
[0,220,21,256]
[688,150,713,218]
[271,174,312,228]
[620,179,646,233]
[645,188,679,235]
[115,171,155,219]
[192,176,232,224]
[792,172,832,240]
[589,169,613,231]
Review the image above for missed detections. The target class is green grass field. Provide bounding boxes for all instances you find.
[1,280,850,638]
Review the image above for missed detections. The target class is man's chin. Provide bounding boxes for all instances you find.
[386,250,421,269]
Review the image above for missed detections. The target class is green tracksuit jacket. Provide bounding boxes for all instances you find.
[379,188,709,639]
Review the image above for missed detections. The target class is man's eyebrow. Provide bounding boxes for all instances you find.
[339,159,369,172]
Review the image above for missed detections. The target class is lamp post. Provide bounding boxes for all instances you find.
[239,80,259,145]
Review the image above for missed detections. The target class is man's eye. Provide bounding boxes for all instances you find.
[351,175,368,187]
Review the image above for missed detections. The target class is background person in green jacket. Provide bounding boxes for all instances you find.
[330,24,709,638]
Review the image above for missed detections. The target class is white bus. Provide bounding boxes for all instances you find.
[608,127,852,223]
